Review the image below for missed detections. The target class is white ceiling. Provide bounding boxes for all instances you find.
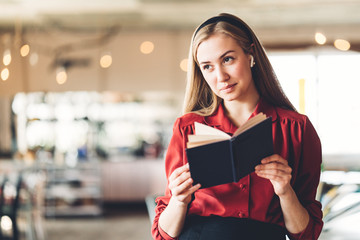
[1,0,360,47]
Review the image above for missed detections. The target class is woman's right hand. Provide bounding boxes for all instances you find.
[168,163,201,206]
[158,163,201,237]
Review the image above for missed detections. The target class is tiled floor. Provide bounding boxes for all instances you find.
[42,203,360,240]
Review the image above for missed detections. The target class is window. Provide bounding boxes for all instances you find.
[269,50,360,159]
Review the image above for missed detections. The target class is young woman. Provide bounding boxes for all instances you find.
[152,13,323,240]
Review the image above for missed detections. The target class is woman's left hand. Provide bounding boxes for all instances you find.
[255,154,293,196]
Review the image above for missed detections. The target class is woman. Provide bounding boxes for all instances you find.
[152,13,323,240]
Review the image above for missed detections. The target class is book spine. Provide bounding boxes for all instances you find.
[229,140,237,182]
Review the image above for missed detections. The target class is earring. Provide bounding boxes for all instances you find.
[250,55,255,68]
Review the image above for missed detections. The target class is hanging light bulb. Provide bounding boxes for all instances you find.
[56,67,67,85]
[100,53,112,68]
[334,39,351,51]
[20,44,30,57]
[315,32,327,45]
[3,49,11,66]
[140,41,154,54]
[1,68,10,81]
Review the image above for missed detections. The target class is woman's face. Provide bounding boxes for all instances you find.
[196,33,258,103]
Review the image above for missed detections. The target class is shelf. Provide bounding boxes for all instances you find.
[45,205,102,217]
[43,161,103,217]
[45,187,101,199]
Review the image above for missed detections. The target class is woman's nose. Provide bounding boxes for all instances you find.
[216,67,229,82]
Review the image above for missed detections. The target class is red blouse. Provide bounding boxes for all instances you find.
[152,99,323,240]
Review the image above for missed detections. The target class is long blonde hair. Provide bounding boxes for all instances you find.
[183,13,295,115]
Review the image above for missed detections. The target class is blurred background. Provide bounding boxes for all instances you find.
[0,0,360,239]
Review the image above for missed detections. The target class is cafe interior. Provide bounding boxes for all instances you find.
[0,0,360,239]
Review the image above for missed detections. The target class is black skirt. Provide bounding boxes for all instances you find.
[179,215,286,240]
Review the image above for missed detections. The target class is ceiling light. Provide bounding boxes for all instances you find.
[140,41,154,54]
[3,49,11,66]
[334,39,351,51]
[56,67,67,85]
[20,44,30,57]
[315,32,326,45]
[1,68,9,81]
[100,54,112,68]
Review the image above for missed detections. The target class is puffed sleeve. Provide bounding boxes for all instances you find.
[287,116,323,240]
[151,118,188,240]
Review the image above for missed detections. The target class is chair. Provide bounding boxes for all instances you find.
[0,174,6,239]
[145,194,158,224]
[0,172,38,240]
[0,173,20,240]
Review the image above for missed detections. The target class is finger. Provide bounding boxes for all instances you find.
[261,154,288,165]
[187,183,201,194]
[180,183,201,198]
[256,171,291,183]
[171,177,195,196]
[255,168,291,178]
[256,167,292,180]
[175,183,201,202]
[169,163,190,181]
[169,171,191,190]
[255,162,292,174]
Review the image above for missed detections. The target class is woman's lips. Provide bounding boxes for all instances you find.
[220,83,237,93]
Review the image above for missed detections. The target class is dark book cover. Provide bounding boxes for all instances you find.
[186,117,273,188]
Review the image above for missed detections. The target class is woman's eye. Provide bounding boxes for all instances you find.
[203,65,212,71]
[224,56,234,63]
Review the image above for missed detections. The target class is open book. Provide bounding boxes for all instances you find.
[186,113,273,188]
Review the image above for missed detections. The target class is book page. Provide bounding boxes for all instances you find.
[187,138,226,148]
[233,113,267,136]
[185,122,230,149]
[188,134,228,143]
[194,122,230,138]
[187,114,268,149]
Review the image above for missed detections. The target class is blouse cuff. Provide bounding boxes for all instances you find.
[158,225,178,240]
[286,217,313,240]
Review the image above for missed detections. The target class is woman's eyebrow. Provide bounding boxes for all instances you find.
[199,50,235,65]
[219,50,235,59]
